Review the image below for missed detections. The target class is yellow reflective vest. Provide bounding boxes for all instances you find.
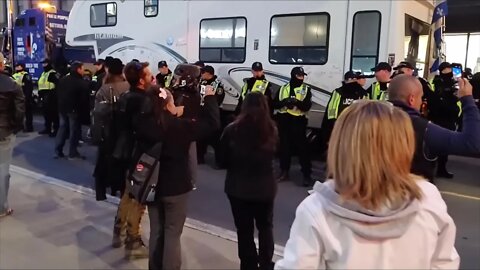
[12,71,27,86]
[38,70,56,91]
[369,81,388,101]
[241,79,269,99]
[278,83,309,117]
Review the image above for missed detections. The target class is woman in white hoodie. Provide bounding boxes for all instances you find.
[275,100,460,270]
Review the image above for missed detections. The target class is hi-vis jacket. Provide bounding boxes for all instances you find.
[276,83,312,117]
[38,69,57,91]
[367,81,389,101]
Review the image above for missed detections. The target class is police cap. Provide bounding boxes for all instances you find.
[252,62,263,71]
[393,61,415,71]
[201,65,215,75]
[291,66,307,77]
[158,60,168,68]
[371,62,392,72]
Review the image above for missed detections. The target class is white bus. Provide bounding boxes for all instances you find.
[66,0,435,128]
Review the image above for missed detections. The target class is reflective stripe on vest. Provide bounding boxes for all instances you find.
[92,75,98,82]
[12,71,27,86]
[38,70,56,90]
[241,79,269,99]
[278,83,309,116]
[370,82,388,101]
[429,81,462,117]
[327,91,342,119]
[165,73,173,88]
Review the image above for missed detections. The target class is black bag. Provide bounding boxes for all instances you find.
[91,87,116,145]
[127,142,163,204]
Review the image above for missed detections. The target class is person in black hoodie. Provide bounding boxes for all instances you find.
[93,59,106,92]
[321,71,368,149]
[274,67,313,187]
[54,61,90,159]
[218,92,277,270]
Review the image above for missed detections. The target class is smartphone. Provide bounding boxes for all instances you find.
[451,63,463,79]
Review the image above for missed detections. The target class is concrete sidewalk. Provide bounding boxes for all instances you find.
[0,172,241,269]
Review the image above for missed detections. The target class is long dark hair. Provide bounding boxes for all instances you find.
[233,92,277,151]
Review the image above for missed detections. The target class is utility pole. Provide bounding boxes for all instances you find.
[5,0,14,64]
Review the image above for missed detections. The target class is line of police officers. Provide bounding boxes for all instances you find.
[322,61,463,179]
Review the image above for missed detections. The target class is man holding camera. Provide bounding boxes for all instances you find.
[428,62,462,178]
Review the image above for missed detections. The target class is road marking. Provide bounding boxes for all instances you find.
[9,165,285,257]
[440,191,480,201]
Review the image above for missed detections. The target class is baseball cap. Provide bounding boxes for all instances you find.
[371,62,392,72]
[438,62,452,72]
[94,59,105,66]
[344,71,365,81]
[393,61,415,70]
[158,60,168,68]
[201,65,215,75]
[252,62,263,71]
[291,67,307,77]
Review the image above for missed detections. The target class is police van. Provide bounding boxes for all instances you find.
[65,0,435,128]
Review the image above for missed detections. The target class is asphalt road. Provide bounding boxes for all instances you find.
[11,117,480,269]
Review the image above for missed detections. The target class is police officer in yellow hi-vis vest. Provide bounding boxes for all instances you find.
[13,63,34,132]
[274,67,312,187]
[235,62,273,115]
[367,62,392,100]
[321,71,368,148]
[156,60,174,89]
[38,59,60,137]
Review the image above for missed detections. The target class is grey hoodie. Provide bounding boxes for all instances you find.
[0,73,25,139]
[315,180,420,240]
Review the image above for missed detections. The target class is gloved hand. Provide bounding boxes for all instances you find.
[285,98,297,109]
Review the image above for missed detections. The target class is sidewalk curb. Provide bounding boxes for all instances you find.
[10,165,285,257]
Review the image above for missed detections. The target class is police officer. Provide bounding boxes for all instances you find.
[13,63,34,132]
[38,59,60,137]
[236,62,273,114]
[274,67,312,187]
[321,71,367,147]
[197,65,225,165]
[92,59,106,92]
[367,62,392,100]
[428,62,461,178]
[156,60,174,88]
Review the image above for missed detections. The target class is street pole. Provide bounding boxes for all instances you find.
[6,0,13,64]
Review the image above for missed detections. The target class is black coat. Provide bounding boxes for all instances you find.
[218,123,277,201]
[57,72,91,124]
[118,87,220,197]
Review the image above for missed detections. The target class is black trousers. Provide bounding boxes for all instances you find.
[148,193,189,270]
[277,113,311,177]
[196,130,221,164]
[435,120,456,172]
[39,90,59,133]
[228,196,274,270]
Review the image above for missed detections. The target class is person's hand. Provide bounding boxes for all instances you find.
[175,106,184,117]
[205,85,215,96]
[457,78,473,98]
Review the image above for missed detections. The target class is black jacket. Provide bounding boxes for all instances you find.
[118,87,220,197]
[320,82,366,149]
[172,86,202,120]
[57,72,91,123]
[428,75,460,126]
[0,72,25,138]
[200,76,225,106]
[218,123,277,201]
[94,69,106,92]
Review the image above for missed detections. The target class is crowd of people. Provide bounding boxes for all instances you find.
[1,51,480,270]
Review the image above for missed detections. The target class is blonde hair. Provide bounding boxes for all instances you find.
[327,100,422,210]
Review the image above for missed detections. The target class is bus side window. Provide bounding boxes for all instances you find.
[350,11,381,74]
[29,17,36,26]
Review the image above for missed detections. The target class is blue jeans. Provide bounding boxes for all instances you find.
[0,134,15,215]
[55,113,81,156]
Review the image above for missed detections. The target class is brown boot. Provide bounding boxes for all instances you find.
[112,227,126,248]
[125,237,149,260]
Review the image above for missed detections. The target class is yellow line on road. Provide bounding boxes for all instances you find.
[440,191,480,201]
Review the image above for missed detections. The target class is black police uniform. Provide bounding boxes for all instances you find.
[14,69,34,132]
[274,67,312,186]
[428,69,461,178]
[38,64,60,136]
[197,69,225,164]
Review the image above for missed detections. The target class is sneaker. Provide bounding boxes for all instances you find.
[54,151,66,159]
[276,172,289,182]
[68,153,86,160]
[125,238,149,260]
